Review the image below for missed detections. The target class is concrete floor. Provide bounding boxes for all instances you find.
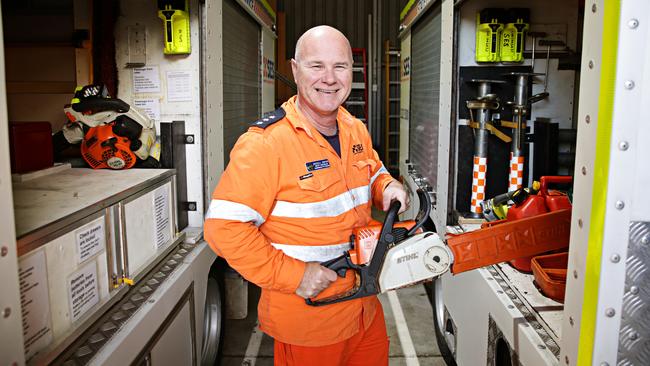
[219,282,446,366]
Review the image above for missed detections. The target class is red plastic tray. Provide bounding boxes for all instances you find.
[531,252,568,303]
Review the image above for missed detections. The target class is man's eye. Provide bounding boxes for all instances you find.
[311,65,323,70]
[335,66,347,70]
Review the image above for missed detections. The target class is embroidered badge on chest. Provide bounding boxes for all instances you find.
[306,159,330,172]
[352,144,364,154]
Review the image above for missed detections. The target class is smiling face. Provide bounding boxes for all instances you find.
[291,27,353,121]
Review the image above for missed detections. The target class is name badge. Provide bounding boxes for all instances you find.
[306,159,330,172]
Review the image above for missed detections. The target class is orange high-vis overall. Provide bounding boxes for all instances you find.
[204,96,395,347]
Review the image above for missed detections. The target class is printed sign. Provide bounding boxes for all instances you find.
[262,56,275,83]
[75,218,105,264]
[134,98,161,121]
[166,70,192,102]
[133,66,161,93]
[68,262,99,322]
[19,250,53,360]
[153,185,172,249]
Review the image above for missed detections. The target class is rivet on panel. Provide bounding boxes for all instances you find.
[592,3,597,13]
[628,19,639,29]
[1,246,7,257]
[624,80,635,89]
[569,316,574,326]
[600,363,610,366]
[565,356,570,364]
[641,235,649,245]
[630,286,639,295]
[573,270,578,279]
[2,307,10,318]
[507,305,515,309]
[537,344,546,350]
[578,219,583,228]
[585,115,591,124]
[605,308,616,317]
[581,166,587,175]
[619,141,629,151]
[630,332,639,340]
[610,254,620,263]
[588,60,594,69]
[615,200,625,210]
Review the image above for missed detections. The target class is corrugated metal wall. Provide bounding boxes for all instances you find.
[223,0,261,166]
[282,0,407,59]
[409,3,442,188]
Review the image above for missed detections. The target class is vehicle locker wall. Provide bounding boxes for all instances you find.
[409,4,442,195]
[222,0,261,167]
[2,0,91,134]
[115,0,205,227]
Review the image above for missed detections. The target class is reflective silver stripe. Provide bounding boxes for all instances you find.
[271,185,370,219]
[271,242,352,262]
[205,199,265,227]
[371,163,389,186]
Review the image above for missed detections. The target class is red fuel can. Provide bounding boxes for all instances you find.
[507,176,573,272]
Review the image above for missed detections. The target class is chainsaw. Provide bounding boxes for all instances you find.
[306,188,572,306]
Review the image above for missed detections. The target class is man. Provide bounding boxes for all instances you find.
[204,25,408,365]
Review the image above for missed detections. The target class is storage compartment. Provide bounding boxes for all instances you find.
[13,167,180,361]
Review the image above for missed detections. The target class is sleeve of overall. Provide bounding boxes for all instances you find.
[367,137,395,208]
[203,131,306,294]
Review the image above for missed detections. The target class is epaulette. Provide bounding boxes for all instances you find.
[250,107,286,128]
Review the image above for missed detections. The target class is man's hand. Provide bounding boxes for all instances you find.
[295,262,338,299]
[382,180,409,214]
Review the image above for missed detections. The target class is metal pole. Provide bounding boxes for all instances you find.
[467,79,504,218]
[509,73,529,191]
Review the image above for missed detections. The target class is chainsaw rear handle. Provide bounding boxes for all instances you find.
[305,200,401,306]
[71,97,130,114]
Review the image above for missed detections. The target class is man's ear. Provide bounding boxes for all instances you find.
[290,58,298,79]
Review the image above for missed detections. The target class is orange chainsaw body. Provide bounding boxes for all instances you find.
[81,123,136,169]
[349,219,420,265]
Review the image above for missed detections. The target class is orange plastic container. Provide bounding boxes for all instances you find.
[531,252,568,303]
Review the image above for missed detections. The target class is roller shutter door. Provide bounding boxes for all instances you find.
[223,0,261,165]
[409,4,442,187]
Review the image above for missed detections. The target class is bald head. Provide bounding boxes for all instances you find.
[290,25,354,129]
[294,25,353,63]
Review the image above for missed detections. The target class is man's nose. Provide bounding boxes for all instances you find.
[321,67,336,84]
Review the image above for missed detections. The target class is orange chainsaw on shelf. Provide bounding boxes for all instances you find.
[306,189,571,306]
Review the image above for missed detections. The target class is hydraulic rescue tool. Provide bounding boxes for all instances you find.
[306,189,571,306]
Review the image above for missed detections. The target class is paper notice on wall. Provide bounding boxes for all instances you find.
[68,262,99,323]
[19,250,53,360]
[76,218,105,264]
[133,66,161,93]
[133,98,161,121]
[166,70,192,102]
[153,185,171,249]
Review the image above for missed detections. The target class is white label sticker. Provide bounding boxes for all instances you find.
[19,250,53,360]
[68,262,99,322]
[133,98,161,121]
[166,70,192,102]
[133,66,161,93]
[153,185,171,249]
[76,218,105,264]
